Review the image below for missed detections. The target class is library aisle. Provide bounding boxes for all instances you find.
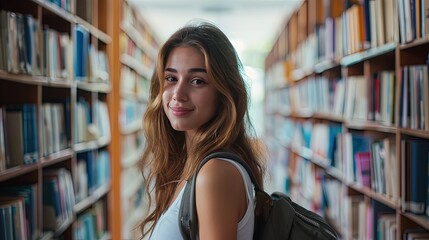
[0,0,159,239]
[1,0,429,240]
[265,0,429,239]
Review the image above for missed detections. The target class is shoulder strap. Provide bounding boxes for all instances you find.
[178,151,260,240]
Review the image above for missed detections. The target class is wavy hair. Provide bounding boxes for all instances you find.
[139,21,266,238]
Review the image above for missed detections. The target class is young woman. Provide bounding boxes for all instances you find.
[139,21,266,240]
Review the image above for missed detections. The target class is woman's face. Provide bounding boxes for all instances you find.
[162,46,219,138]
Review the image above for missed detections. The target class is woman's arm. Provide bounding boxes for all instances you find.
[195,159,247,240]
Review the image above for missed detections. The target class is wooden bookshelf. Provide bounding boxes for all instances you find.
[265,0,429,239]
[0,0,112,239]
[108,0,159,239]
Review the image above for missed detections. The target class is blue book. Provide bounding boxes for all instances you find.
[1,206,13,240]
[43,178,62,230]
[427,152,429,217]
[97,150,110,186]
[409,140,429,214]
[74,25,89,79]
[372,199,395,240]
[77,151,96,193]
[362,0,371,44]
[327,124,342,167]
[23,15,34,74]
[0,184,37,239]
[0,207,6,240]
[23,104,38,164]
[63,98,71,146]
[82,213,96,240]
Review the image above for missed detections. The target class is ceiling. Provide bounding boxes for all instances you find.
[129,0,303,68]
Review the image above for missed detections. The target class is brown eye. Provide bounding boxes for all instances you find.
[191,79,205,85]
[165,76,176,82]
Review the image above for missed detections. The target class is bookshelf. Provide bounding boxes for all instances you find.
[265,0,429,239]
[108,0,159,238]
[0,0,112,239]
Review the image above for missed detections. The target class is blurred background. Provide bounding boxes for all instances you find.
[129,0,303,136]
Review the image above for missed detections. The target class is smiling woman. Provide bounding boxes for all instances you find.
[138,21,266,240]
[162,46,219,137]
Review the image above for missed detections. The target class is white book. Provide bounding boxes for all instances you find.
[376,0,385,46]
[42,103,53,155]
[422,0,429,36]
[369,1,378,47]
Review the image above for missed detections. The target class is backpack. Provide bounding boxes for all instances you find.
[179,151,339,240]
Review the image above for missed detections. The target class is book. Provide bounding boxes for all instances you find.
[0,196,27,239]
[5,110,24,168]
[42,177,62,230]
[74,24,89,80]
[0,108,7,171]
[403,139,429,215]
[0,184,38,239]
[355,151,372,188]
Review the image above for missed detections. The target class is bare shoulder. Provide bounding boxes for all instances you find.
[195,158,247,238]
[196,158,242,187]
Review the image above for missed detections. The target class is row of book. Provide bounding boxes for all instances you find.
[275,121,398,201]
[47,0,72,12]
[0,10,72,78]
[287,155,429,240]
[0,105,39,171]
[315,0,396,65]
[75,25,110,83]
[398,0,429,44]
[119,31,155,74]
[0,166,110,239]
[277,119,429,216]
[344,195,429,240]
[317,0,424,63]
[343,71,396,125]
[266,118,343,173]
[342,134,399,201]
[41,101,70,157]
[42,168,75,231]
[75,150,111,203]
[121,3,159,60]
[74,200,108,239]
[75,98,111,144]
[120,166,146,240]
[0,98,110,172]
[265,76,346,118]
[0,184,38,240]
[272,0,429,83]
[120,65,150,102]
[0,10,110,83]
[399,63,429,131]
[120,98,145,134]
[121,131,145,168]
[266,70,397,126]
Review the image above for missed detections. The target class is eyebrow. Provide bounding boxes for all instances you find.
[165,67,207,73]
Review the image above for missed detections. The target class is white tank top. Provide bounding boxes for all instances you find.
[149,158,255,240]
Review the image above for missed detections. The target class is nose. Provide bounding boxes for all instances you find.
[172,80,188,102]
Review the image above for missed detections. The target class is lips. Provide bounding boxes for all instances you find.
[170,106,193,116]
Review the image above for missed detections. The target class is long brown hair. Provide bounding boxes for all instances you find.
[139,21,266,238]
